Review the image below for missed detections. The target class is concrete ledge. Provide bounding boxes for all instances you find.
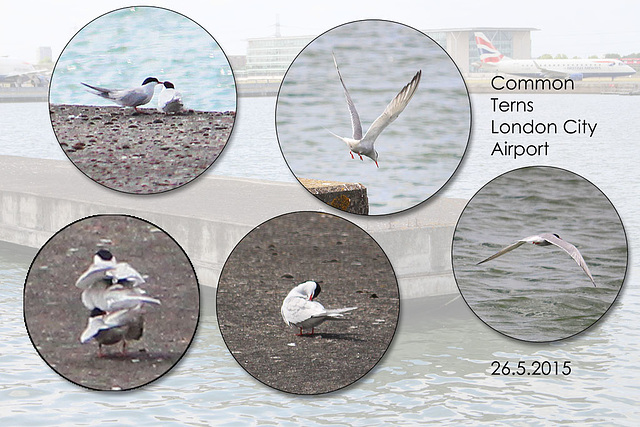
[0,155,466,299]
[299,178,368,214]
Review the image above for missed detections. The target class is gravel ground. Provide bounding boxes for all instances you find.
[49,104,235,194]
[23,215,200,391]
[216,212,399,395]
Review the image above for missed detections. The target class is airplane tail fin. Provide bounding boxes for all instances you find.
[474,32,506,64]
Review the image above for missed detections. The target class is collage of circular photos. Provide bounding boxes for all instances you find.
[276,20,471,215]
[24,215,199,391]
[48,6,237,194]
[216,212,399,394]
[453,166,627,342]
[20,7,629,396]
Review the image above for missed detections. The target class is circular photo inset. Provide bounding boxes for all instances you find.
[49,6,237,194]
[276,20,471,215]
[453,166,627,342]
[24,215,200,390]
[217,211,400,394]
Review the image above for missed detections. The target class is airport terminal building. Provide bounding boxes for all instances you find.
[427,27,537,73]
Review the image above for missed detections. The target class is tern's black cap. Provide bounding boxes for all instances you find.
[95,249,113,261]
[142,77,160,85]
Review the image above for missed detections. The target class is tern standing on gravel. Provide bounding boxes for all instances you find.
[281,280,357,336]
[328,52,421,168]
[81,77,161,112]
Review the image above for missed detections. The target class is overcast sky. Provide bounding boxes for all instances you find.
[2,0,639,63]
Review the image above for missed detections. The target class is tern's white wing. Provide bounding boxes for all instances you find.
[80,308,140,343]
[158,89,183,113]
[332,52,363,140]
[477,240,527,265]
[541,233,597,287]
[75,264,116,289]
[113,87,152,107]
[107,262,145,286]
[81,285,160,311]
[361,70,421,146]
[281,296,326,326]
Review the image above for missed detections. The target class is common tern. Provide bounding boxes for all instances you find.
[81,77,161,112]
[281,280,357,335]
[80,306,146,356]
[329,52,421,168]
[75,249,145,291]
[477,233,597,287]
[158,81,184,113]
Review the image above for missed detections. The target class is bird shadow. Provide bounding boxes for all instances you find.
[302,332,364,342]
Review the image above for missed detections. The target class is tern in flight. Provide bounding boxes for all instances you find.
[328,52,421,168]
[477,233,597,287]
[281,280,357,336]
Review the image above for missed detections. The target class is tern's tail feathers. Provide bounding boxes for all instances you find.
[81,82,111,96]
[324,306,357,319]
[324,128,348,142]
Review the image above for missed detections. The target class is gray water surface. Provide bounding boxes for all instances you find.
[2,252,639,424]
[1,91,640,423]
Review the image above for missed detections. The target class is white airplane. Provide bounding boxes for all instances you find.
[474,32,636,80]
[0,57,49,87]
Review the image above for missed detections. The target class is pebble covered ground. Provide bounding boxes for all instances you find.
[216,212,400,395]
[23,215,200,391]
[50,105,235,194]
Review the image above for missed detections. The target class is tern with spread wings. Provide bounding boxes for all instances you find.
[328,52,421,168]
[477,233,597,287]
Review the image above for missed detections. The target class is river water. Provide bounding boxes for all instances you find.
[1,92,640,423]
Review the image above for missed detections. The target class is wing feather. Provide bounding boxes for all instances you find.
[332,52,363,140]
[477,240,526,265]
[362,70,421,144]
[542,234,597,287]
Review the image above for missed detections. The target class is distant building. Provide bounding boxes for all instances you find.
[235,35,313,96]
[426,28,537,74]
[37,46,53,64]
[244,35,313,79]
[233,28,540,95]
